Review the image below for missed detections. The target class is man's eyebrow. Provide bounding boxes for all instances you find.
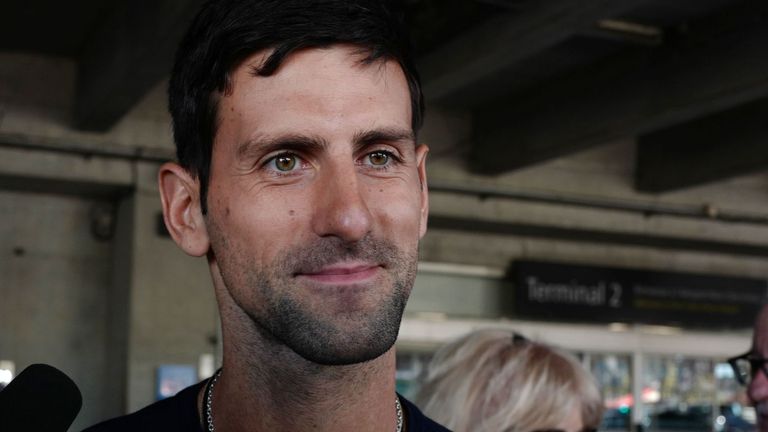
[236,134,329,160]
[352,127,415,149]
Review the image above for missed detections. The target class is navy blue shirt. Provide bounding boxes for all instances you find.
[83,380,450,431]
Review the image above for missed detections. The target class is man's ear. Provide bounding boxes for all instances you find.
[158,162,210,257]
[415,144,429,239]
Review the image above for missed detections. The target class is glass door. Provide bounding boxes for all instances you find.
[588,353,633,431]
[714,360,755,432]
[643,355,715,431]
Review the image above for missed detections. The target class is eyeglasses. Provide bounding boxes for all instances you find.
[728,351,768,386]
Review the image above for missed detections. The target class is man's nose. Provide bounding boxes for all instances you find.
[310,163,373,243]
[749,367,768,403]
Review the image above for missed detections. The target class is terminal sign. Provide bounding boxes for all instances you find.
[512,260,768,329]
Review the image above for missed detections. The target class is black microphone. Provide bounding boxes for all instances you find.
[0,363,82,431]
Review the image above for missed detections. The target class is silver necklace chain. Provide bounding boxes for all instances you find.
[395,395,403,432]
[204,368,222,432]
[203,369,403,432]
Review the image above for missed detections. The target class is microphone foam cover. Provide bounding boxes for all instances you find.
[0,363,83,431]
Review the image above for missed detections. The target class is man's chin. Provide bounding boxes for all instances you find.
[298,339,396,366]
[756,401,768,431]
[263,299,404,366]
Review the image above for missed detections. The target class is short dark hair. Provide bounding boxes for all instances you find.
[168,0,424,213]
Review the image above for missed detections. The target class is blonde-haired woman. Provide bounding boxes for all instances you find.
[415,329,604,432]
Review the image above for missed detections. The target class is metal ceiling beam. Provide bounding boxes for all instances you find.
[636,97,768,193]
[418,0,653,103]
[469,1,768,175]
[74,0,205,131]
[582,19,663,46]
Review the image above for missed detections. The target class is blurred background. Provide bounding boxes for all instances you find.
[1,0,767,430]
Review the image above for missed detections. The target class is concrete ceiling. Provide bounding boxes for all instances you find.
[2,0,766,194]
[0,0,110,57]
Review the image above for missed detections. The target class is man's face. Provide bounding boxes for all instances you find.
[205,45,428,366]
[750,305,768,431]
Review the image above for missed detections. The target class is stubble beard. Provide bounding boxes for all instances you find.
[213,228,418,366]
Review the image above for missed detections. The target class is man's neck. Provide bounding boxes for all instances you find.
[203,330,400,432]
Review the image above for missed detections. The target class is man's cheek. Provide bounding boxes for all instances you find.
[383,194,423,225]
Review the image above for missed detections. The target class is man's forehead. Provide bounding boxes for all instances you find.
[220,45,410,112]
[234,44,401,85]
[754,304,768,348]
[757,305,768,326]
[213,44,414,159]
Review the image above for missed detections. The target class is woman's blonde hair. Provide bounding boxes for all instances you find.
[415,329,604,432]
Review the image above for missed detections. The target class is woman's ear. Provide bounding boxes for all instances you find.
[158,162,210,257]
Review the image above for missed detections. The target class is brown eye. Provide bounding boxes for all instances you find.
[274,155,297,171]
[368,151,390,166]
